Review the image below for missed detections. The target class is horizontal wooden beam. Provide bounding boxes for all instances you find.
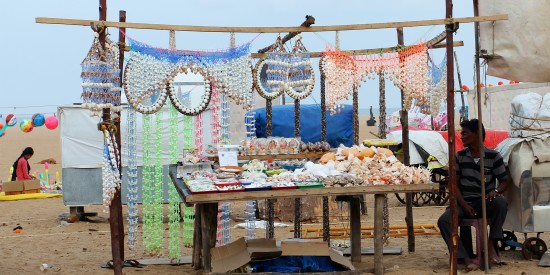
[182,183,438,203]
[36,14,507,33]
[121,41,463,57]
[250,41,464,58]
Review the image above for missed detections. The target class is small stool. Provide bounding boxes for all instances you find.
[460,218,491,266]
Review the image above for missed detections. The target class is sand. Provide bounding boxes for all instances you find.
[0,119,548,274]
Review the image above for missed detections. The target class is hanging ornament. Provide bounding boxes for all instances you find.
[124,38,253,114]
[286,35,315,100]
[166,65,213,116]
[321,46,359,114]
[253,35,288,100]
[80,31,122,117]
[167,30,182,260]
[126,105,139,256]
[101,129,121,209]
[427,55,447,117]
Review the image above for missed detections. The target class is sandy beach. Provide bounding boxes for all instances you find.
[0,118,548,274]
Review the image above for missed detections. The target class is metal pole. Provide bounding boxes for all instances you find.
[445,0,458,274]
[397,27,415,253]
[473,0,489,272]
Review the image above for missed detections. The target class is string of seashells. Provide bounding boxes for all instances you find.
[81,31,123,117]
[286,35,315,100]
[124,37,253,114]
[101,129,121,209]
[321,46,359,114]
[427,55,447,117]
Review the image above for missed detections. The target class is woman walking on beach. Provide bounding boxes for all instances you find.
[11,147,34,181]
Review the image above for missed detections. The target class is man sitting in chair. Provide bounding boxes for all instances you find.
[438,119,509,271]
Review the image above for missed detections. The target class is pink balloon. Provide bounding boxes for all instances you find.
[45,116,58,130]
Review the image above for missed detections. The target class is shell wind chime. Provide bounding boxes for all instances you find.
[80,31,122,117]
[321,46,359,114]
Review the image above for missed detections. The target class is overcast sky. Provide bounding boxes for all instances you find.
[0,0,502,117]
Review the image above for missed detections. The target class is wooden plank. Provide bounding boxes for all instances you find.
[137,256,192,265]
[36,14,507,33]
[183,184,438,203]
[343,247,402,256]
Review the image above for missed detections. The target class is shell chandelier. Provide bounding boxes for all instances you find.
[101,129,121,209]
[321,46,359,114]
[254,35,315,100]
[254,35,289,100]
[80,32,122,117]
[394,43,428,110]
[124,38,254,114]
[322,43,428,113]
[427,55,447,117]
[287,35,315,100]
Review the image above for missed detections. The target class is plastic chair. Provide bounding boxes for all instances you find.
[460,218,491,267]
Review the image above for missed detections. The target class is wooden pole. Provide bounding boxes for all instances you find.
[353,85,359,145]
[115,8,126,263]
[36,14,508,33]
[98,1,123,274]
[453,51,467,122]
[445,0,458,274]
[378,71,386,139]
[257,15,315,53]
[473,0,489,272]
[397,27,415,253]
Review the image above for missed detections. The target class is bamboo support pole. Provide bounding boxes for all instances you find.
[446,0,459,274]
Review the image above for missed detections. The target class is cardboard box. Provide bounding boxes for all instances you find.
[211,237,354,273]
[3,179,41,195]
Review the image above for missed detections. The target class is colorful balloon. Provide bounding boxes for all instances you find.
[20,119,34,133]
[32,114,45,127]
[45,116,58,130]
[6,114,17,126]
[0,123,5,137]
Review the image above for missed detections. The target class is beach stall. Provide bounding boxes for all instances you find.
[35,1,511,273]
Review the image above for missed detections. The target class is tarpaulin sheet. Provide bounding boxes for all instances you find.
[480,0,550,82]
[438,129,509,152]
[252,104,353,148]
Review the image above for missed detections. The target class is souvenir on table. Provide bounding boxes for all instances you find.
[278,138,289,154]
[255,138,268,155]
[288,138,300,154]
[267,138,279,155]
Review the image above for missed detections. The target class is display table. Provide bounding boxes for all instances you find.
[169,165,438,274]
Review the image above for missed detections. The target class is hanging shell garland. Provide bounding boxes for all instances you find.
[81,32,122,117]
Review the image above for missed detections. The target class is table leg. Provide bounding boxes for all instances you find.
[350,197,361,262]
[405,193,415,252]
[294,198,301,238]
[374,194,385,275]
[322,196,330,242]
[200,203,218,272]
[266,199,275,239]
[192,205,202,269]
